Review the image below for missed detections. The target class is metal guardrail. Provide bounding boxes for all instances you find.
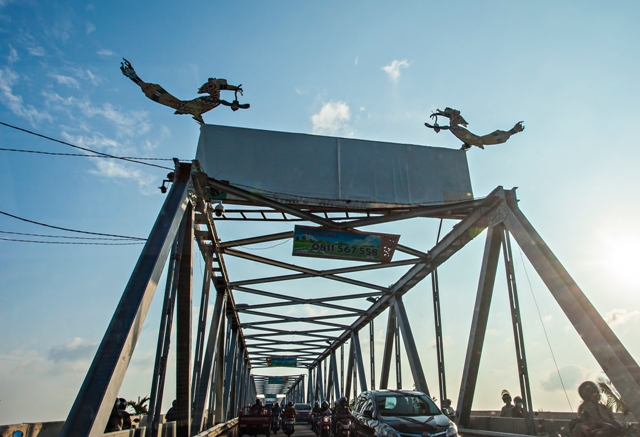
[459,428,531,437]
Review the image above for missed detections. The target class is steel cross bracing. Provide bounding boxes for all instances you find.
[60,158,640,437]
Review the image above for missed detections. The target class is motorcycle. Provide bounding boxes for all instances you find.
[312,413,321,434]
[283,417,296,436]
[320,413,332,437]
[271,414,281,434]
[335,415,352,437]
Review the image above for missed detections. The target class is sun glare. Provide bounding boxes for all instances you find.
[603,236,640,286]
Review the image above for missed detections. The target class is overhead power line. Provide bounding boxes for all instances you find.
[0,147,174,161]
[0,209,147,241]
[0,237,144,246]
[0,230,135,241]
[0,121,173,171]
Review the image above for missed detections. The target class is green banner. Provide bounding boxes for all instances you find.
[265,394,277,398]
[266,357,297,367]
[292,225,399,263]
[268,377,286,384]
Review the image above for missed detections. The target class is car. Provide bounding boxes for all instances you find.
[352,390,457,437]
[293,403,312,423]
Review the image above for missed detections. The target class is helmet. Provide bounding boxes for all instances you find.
[288,402,293,407]
[339,397,347,405]
[274,403,279,408]
[321,401,329,409]
[315,402,320,407]
[256,398,263,405]
[578,381,600,401]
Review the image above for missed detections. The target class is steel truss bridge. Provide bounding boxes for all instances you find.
[58,133,640,437]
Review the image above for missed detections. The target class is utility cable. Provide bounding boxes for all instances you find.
[0,121,173,171]
[517,247,574,412]
[0,209,146,241]
[0,237,144,245]
[0,147,174,161]
[0,230,134,241]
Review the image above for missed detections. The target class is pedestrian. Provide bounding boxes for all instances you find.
[499,390,514,417]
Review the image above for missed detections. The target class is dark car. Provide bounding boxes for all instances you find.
[352,390,457,437]
[294,403,312,423]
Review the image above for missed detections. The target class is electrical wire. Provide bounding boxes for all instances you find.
[0,147,174,161]
[0,230,135,241]
[243,239,292,251]
[0,210,146,241]
[0,237,144,245]
[0,121,173,171]
[517,247,574,412]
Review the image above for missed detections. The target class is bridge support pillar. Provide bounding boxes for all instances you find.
[352,332,368,394]
[394,297,429,395]
[379,308,396,389]
[176,203,193,437]
[456,224,501,428]
[59,162,192,437]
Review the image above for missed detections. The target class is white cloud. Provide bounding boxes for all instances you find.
[311,101,352,136]
[86,21,96,34]
[354,56,359,66]
[51,74,80,88]
[0,67,51,124]
[382,59,410,83]
[51,20,74,43]
[605,309,640,326]
[540,365,587,392]
[88,159,155,189]
[27,46,46,56]
[7,44,18,63]
[48,337,97,363]
[46,92,150,138]
[97,48,116,57]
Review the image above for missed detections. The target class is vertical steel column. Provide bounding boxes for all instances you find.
[229,344,243,417]
[351,332,368,393]
[370,320,375,390]
[394,297,429,395]
[223,328,238,420]
[307,367,314,404]
[352,351,357,400]
[340,345,344,397]
[191,283,227,435]
[456,225,501,427]
[317,359,325,403]
[212,316,226,425]
[191,250,212,406]
[379,308,396,389]
[344,342,354,401]
[175,203,193,437]
[327,356,335,402]
[331,350,341,400]
[395,314,402,389]
[501,226,536,435]
[59,163,191,437]
[431,269,447,406]
[147,220,185,437]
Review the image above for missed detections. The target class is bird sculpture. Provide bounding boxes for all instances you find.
[120,58,249,124]
[425,107,523,150]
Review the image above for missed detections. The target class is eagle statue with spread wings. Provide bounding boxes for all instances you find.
[425,107,524,151]
[120,59,249,124]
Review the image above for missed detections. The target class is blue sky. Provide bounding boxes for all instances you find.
[1,0,640,425]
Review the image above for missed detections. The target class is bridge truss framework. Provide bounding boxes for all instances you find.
[59,160,640,437]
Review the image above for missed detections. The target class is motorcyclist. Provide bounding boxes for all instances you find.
[332,397,351,434]
[312,401,322,415]
[272,402,283,417]
[570,381,624,437]
[251,398,264,415]
[321,401,332,415]
[284,402,297,418]
[335,397,350,415]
